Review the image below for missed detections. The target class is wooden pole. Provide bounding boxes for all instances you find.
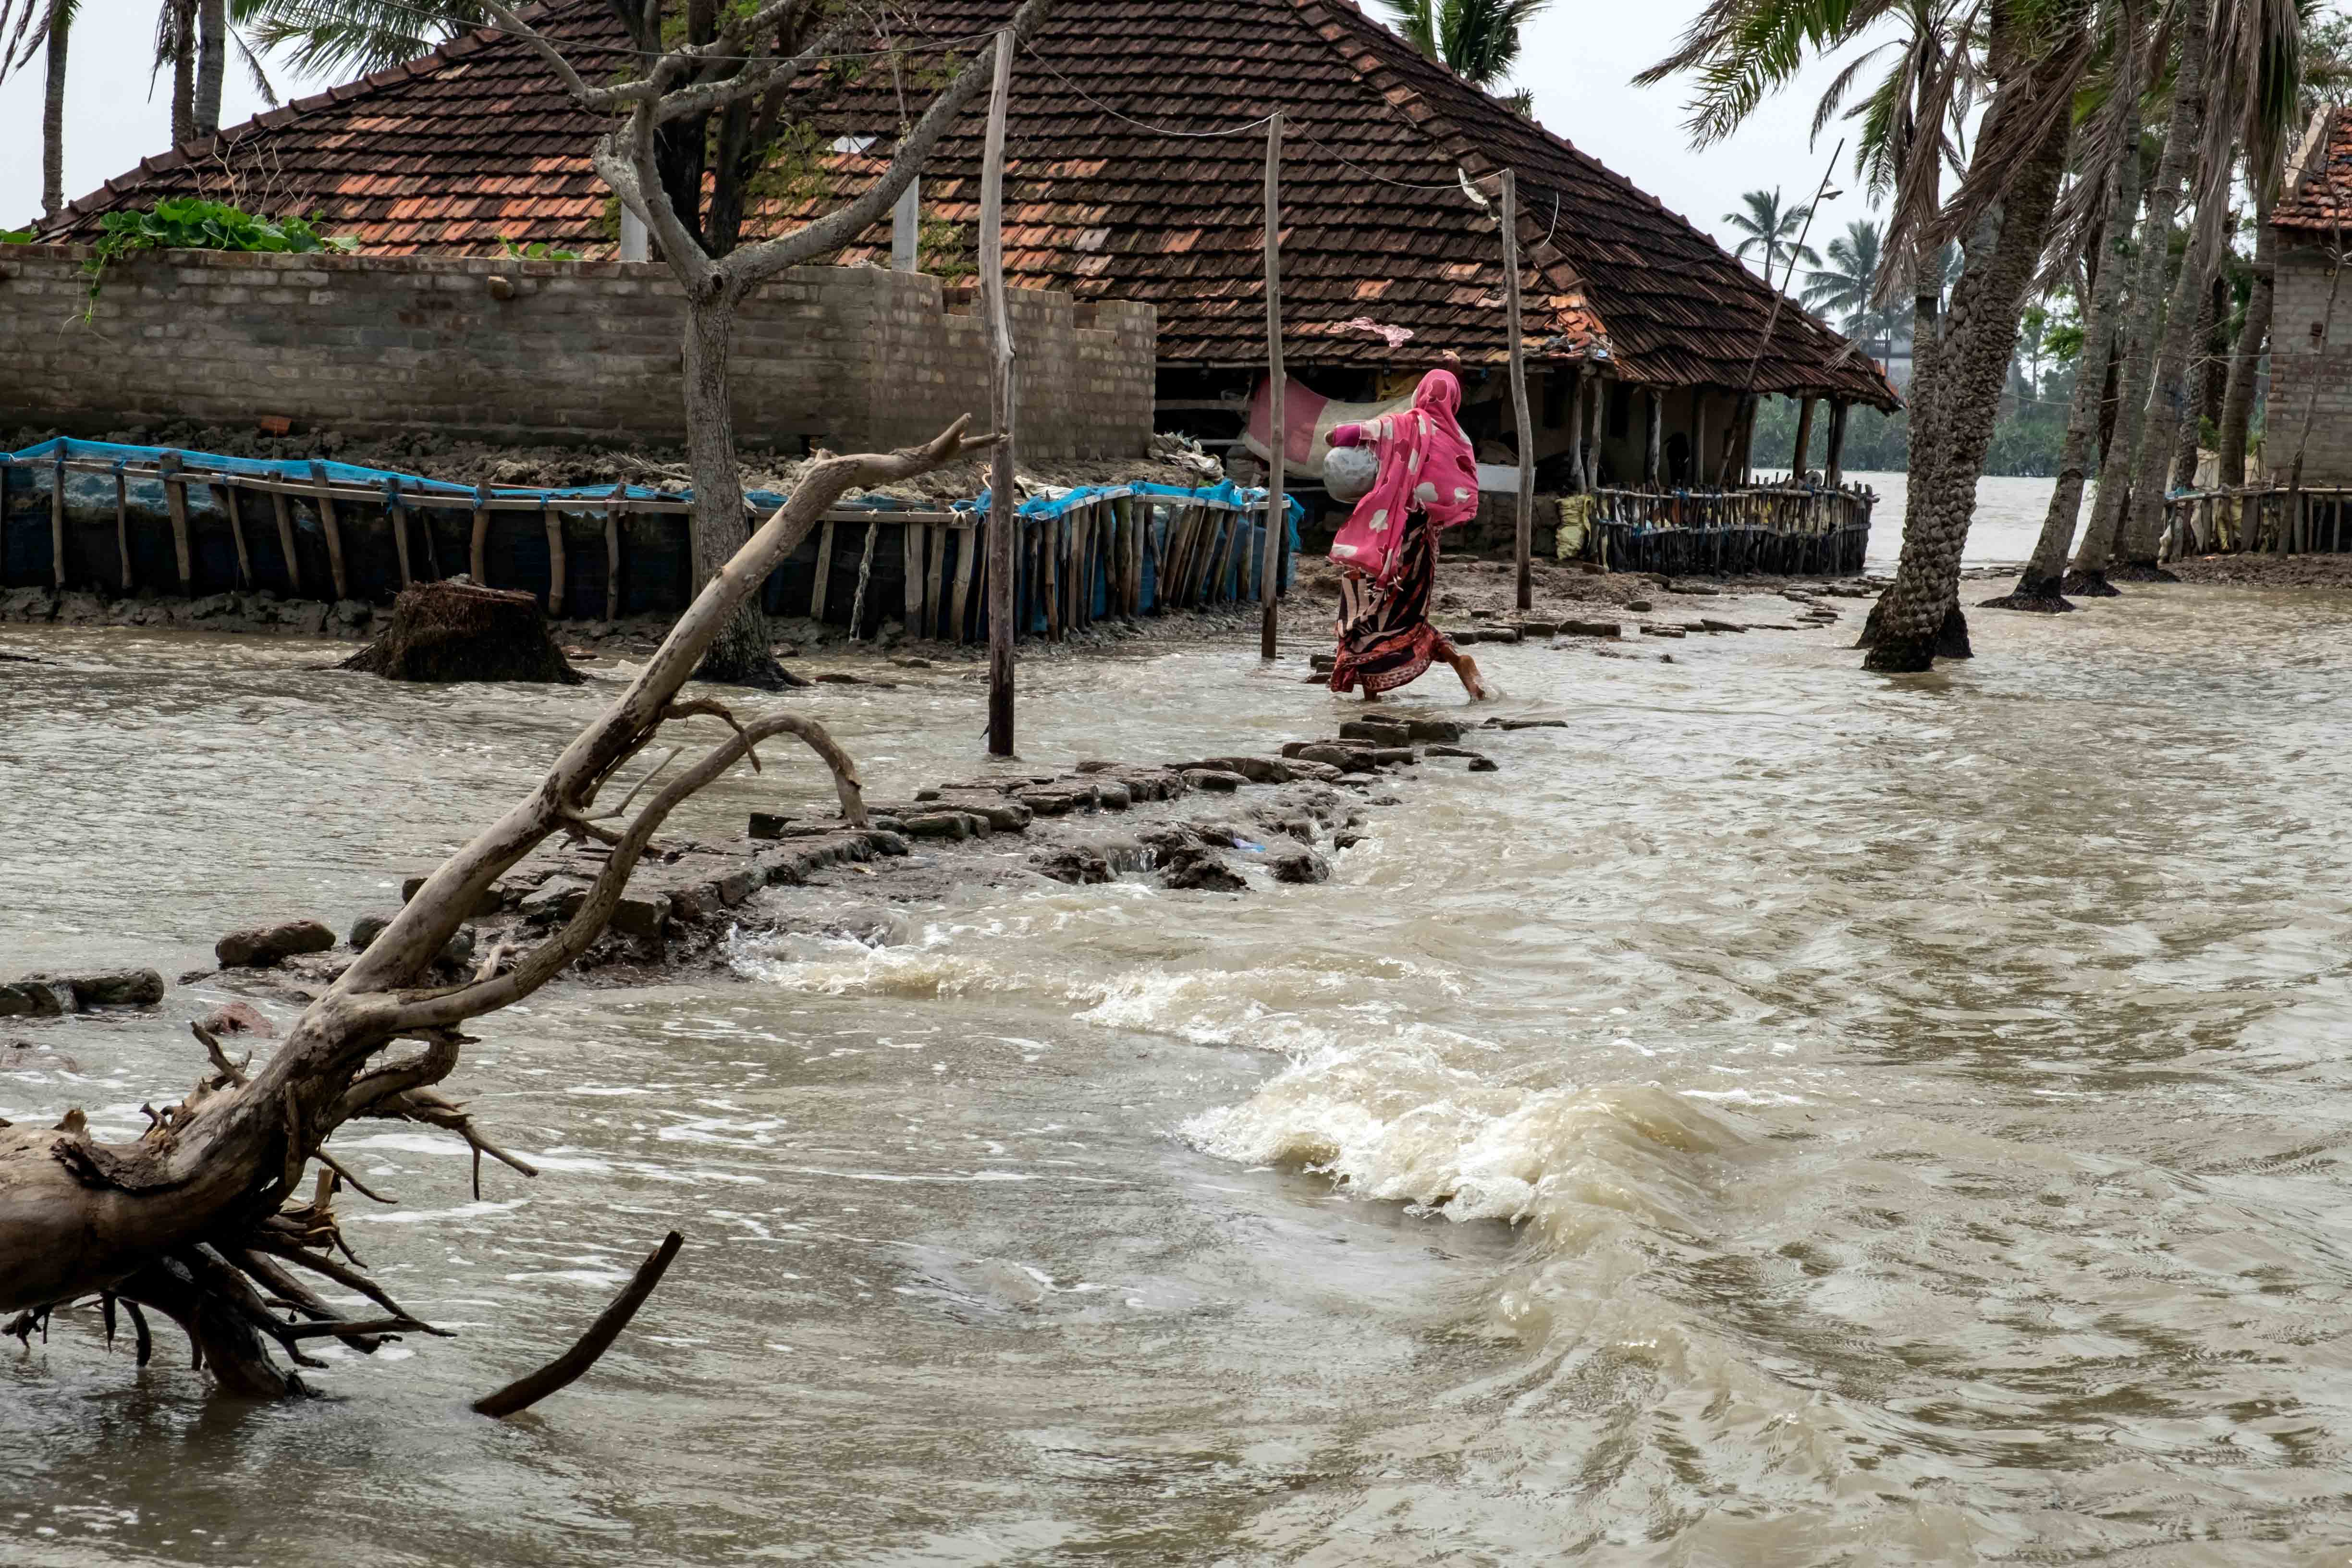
[1260,110,1286,659]
[1645,389,1661,484]
[160,453,192,592]
[1569,368,1591,492]
[272,490,301,596]
[113,464,133,591]
[1824,398,1848,488]
[1790,396,1817,478]
[222,479,252,589]
[388,482,414,590]
[1502,168,1533,612]
[543,500,566,617]
[981,25,1017,756]
[309,462,348,602]
[470,483,492,585]
[49,452,67,590]
[606,483,627,621]
[1587,372,1605,487]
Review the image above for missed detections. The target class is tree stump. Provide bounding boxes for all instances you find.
[340,581,584,685]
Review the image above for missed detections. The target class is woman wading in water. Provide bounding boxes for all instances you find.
[1325,368,1490,701]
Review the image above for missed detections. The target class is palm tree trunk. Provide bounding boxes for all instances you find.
[169,0,195,147]
[193,0,225,139]
[2216,184,2275,491]
[1989,0,2141,610]
[40,0,68,217]
[1864,86,2074,672]
[2118,220,2221,571]
[2070,0,2210,588]
[2164,269,2225,511]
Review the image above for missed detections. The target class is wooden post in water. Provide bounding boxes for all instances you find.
[1824,398,1848,488]
[222,478,253,588]
[1260,110,1285,660]
[309,462,348,602]
[981,25,1018,757]
[606,483,627,621]
[1501,168,1533,612]
[542,500,566,616]
[470,483,492,585]
[113,464,133,591]
[272,491,301,596]
[49,452,67,590]
[160,453,192,592]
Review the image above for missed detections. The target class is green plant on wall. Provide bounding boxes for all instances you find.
[498,234,583,261]
[81,197,354,317]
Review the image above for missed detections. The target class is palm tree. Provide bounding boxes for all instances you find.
[232,0,477,80]
[1725,187,1820,278]
[1381,0,1551,101]
[1988,0,2146,609]
[1803,218,1890,350]
[1,0,74,216]
[1649,0,2107,671]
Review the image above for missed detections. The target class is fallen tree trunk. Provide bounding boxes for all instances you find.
[0,418,993,1395]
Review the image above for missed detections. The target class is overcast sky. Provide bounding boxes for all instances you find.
[0,0,1885,289]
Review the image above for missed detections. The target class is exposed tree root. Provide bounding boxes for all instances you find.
[2107,561,2180,583]
[1980,574,2077,612]
[2061,569,2122,596]
[1,418,994,1398]
[472,1230,682,1418]
[1855,600,1971,659]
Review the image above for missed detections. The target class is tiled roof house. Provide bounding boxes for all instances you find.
[2264,105,2352,483]
[40,0,1898,482]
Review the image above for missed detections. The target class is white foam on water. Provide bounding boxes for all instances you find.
[1182,1043,1748,1243]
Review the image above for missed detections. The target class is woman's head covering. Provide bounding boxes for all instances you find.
[1326,369,1481,583]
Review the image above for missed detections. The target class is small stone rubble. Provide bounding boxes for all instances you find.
[182,718,1556,995]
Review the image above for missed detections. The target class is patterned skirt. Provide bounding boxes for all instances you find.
[1328,513,1452,696]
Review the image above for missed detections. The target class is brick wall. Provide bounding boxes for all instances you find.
[2268,241,2352,483]
[0,247,1155,459]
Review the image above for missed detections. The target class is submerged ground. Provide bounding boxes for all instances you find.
[5,477,2352,1564]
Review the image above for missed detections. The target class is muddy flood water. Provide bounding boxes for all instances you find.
[7,475,2352,1564]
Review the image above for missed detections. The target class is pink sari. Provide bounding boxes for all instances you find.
[1325,370,1481,586]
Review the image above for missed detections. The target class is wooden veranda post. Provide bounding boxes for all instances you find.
[1824,399,1848,488]
[1644,390,1661,484]
[1790,396,1816,477]
[981,25,1018,757]
[1501,169,1533,612]
[1261,111,1285,660]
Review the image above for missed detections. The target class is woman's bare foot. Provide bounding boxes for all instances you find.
[1451,653,1489,701]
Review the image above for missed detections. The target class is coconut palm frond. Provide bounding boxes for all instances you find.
[1925,20,2094,257]
[233,0,477,79]
[0,0,59,79]
[234,24,275,104]
[1811,42,1892,138]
